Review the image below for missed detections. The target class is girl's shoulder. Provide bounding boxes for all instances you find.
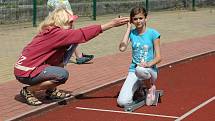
[146,27,158,32]
[146,27,160,40]
[146,27,160,35]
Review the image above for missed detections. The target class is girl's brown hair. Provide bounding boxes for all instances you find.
[130,6,148,23]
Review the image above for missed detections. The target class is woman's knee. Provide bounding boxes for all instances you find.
[56,69,69,84]
[44,66,69,84]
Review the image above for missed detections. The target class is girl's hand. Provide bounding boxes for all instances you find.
[119,42,127,52]
[127,21,132,29]
[138,61,153,68]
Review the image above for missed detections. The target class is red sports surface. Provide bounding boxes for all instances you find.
[23,53,215,121]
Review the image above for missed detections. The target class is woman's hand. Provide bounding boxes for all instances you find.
[112,17,130,27]
[101,17,129,31]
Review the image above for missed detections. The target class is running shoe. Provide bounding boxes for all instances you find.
[76,56,92,64]
[75,53,94,64]
[146,85,156,106]
[82,53,94,59]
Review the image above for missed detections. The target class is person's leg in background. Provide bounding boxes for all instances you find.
[74,47,94,64]
[64,44,94,65]
[63,44,78,65]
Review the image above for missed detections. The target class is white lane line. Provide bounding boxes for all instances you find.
[175,96,215,121]
[76,107,179,119]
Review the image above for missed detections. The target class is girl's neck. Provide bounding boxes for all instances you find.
[137,26,146,35]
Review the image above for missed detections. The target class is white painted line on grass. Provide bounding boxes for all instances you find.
[76,107,179,119]
[175,96,215,121]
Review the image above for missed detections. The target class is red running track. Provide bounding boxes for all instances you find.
[23,53,215,121]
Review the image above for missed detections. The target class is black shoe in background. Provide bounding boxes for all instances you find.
[76,56,92,64]
[82,54,94,60]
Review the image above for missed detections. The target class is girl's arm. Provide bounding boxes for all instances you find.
[119,22,131,52]
[146,38,162,67]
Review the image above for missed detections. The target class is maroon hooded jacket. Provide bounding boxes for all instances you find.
[14,25,102,78]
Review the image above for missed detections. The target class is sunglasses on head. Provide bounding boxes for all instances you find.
[133,17,144,21]
[69,15,78,22]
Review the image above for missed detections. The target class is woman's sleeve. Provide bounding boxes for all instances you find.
[60,25,103,45]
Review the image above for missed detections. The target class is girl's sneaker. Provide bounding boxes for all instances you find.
[146,85,156,106]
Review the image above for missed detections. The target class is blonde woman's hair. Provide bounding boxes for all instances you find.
[38,8,73,32]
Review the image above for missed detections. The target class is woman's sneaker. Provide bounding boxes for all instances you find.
[146,85,156,106]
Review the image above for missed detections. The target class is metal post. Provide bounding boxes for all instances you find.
[192,0,196,11]
[33,0,37,27]
[145,0,149,12]
[93,0,96,20]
